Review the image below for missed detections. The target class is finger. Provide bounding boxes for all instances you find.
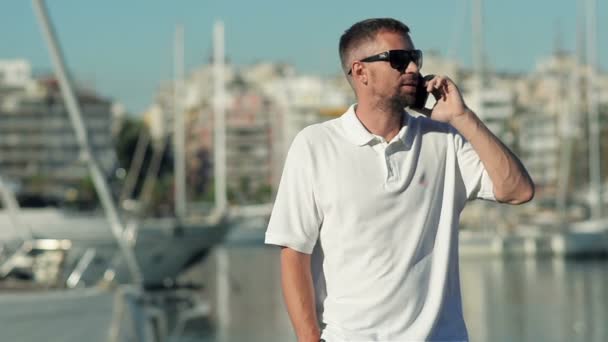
[426,78,435,92]
[443,77,456,92]
[434,77,444,89]
[428,75,442,89]
[430,88,444,101]
[438,77,451,97]
[438,83,447,100]
[426,77,439,92]
[431,82,447,101]
[433,78,447,96]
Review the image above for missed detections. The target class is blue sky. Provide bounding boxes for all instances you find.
[2,0,606,114]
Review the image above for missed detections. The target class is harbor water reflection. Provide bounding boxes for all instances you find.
[186,244,608,342]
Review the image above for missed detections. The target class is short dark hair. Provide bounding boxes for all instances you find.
[339,18,410,73]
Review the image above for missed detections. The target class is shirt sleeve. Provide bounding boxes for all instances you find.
[452,128,496,201]
[265,130,323,254]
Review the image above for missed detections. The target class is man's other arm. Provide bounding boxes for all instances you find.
[281,247,321,342]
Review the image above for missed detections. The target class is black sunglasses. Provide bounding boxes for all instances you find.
[348,49,423,75]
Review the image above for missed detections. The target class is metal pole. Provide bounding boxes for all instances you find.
[216,247,231,338]
[471,0,490,231]
[557,2,585,218]
[32,0,143,285]
[213,21,228,213]
[280,76,292,191]
[586,0,602,218]
[472,0,485,90]
[174,24,187,218]
[556,67,579,218]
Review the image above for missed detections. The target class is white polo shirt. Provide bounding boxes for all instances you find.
[265,104,495,342]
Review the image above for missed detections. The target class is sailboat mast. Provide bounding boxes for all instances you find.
[556,12,584,218]
[174,24,187,218]
[213,21,227,212]
[472,0,485,91]
[586,0,602,218]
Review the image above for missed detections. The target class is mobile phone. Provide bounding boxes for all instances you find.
[411,74,435,110]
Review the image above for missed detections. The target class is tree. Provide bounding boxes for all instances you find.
[114,118,174,200]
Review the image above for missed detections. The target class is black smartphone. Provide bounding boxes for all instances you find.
[411,74,434,110]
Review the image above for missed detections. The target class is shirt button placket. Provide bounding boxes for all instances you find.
[385,145,393,181]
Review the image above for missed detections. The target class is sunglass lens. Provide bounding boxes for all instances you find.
[390,50,422,72]
[389,51,407,71]
[413,50,422,69]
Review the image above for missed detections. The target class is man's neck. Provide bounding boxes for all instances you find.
[355,99,406,142]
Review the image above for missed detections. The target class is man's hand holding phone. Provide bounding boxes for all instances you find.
[410,74,471,125]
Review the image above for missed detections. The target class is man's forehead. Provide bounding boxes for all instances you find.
[350,32,410,59]
[375,31,413,48]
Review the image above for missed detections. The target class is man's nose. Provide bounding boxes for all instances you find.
[405,60,419,74]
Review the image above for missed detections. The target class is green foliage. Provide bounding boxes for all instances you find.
[115,118,144,169]
[114,118,174,199]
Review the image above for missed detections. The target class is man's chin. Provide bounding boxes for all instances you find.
[391,95,415,108]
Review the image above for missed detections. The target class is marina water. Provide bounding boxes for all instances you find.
[183,242,608,342]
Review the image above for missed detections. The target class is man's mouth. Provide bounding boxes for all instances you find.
[401,79,418,87]
[401,83,417,91]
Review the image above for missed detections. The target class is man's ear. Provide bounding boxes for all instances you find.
[352,62,367,85]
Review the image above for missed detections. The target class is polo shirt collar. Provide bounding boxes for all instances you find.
[341,104,412,148]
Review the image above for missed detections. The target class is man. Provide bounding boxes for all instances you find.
[265,18,534,342]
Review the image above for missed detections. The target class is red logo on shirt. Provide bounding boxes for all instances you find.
[418,173,428,187]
